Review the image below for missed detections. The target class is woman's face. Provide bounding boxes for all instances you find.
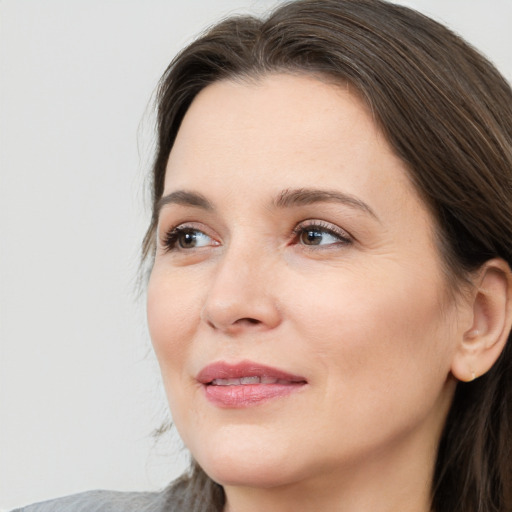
[147,74,464,492]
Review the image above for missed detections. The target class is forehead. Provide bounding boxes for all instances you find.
[164,74,420,215]
[168,74,380,167]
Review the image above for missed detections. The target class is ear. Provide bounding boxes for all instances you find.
[451,258,512,382]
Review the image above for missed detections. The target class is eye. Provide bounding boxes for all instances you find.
[294,221,352,247]
[162,226,217,252]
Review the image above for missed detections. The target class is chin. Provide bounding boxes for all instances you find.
[201,456,302,489]
[187,426,307,489]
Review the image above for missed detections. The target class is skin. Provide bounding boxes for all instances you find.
[147,74,474,512]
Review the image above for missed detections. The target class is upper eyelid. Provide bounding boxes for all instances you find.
[158,220,213,235]
[294,219,352,238]
[161,219,349,232]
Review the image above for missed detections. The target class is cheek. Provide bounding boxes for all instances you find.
[146,266,207,434]
[284,268,456,451]
[286,262,453,389]
[146,266,201,372]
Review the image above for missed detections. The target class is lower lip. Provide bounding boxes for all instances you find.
[203,383,305,408]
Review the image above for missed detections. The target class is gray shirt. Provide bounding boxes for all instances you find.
[12,489,176,512]
[11,476,223,512]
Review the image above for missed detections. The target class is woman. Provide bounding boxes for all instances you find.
[16,0,512,511]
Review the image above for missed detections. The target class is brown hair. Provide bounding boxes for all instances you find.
[143,1,512,510]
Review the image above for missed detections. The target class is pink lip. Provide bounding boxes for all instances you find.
[197,361,307,408]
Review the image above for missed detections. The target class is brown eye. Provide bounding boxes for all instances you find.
[300,229,325,246]
[298,225,349,247]
[177,230,200,248]
[163,227,216,252]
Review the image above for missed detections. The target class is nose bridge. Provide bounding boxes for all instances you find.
[201,234,281,332]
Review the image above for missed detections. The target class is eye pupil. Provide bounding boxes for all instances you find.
[302,230,323,245]
[179,231,197,248]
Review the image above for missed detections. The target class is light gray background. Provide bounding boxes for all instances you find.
[1,0,511,509]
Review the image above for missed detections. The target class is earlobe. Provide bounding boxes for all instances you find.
[451,258,512,382]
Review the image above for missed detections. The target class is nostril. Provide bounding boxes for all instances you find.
[236,318,261,325]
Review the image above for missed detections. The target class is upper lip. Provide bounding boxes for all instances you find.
[196,360,307,385]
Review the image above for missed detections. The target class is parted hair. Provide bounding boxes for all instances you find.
[143,1,512,510]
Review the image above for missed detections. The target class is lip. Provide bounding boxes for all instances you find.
[197,360,307,408]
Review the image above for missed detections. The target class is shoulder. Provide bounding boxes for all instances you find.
[11,485,186,512]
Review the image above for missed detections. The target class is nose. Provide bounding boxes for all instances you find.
[200,242,282,335]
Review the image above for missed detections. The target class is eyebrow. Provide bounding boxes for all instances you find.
[156,190,213,213]
[274,187,378,220]
[156,187,378,220]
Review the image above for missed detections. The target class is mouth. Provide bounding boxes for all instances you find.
[210,376,299,386]
[197,361,307,408]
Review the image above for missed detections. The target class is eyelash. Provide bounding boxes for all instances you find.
[160,221,352,253]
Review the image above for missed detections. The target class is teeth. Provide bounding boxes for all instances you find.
[240,376,260,384]
[210,376,283,386]
[211,378,243,386]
